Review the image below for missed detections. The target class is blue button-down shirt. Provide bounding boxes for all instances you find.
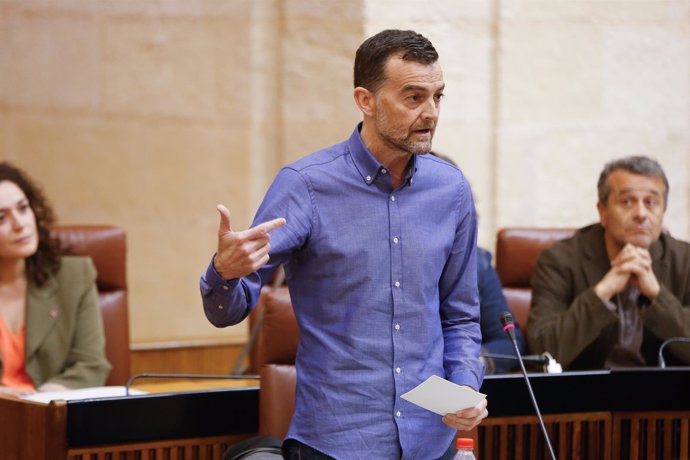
[201,125,483,459]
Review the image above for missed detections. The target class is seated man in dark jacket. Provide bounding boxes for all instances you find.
[528,155,690,370]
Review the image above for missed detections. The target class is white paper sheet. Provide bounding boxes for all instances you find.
[20,386,147,404]
[400,375,486,416]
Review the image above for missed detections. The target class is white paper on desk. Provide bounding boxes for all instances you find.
[20,386,147,404]
[400,375,486,416]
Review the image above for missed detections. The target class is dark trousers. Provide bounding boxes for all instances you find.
[282,439,334,459]
[281,438,455,460]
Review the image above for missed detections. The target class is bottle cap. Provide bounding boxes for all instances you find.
[456,437,474,449]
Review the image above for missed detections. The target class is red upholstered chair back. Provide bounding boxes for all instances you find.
[51,225,130,386]
[495,228,575,338]
[246,268,288,375]
[251,286,299,439]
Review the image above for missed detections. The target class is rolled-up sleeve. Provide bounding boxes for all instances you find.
[440,179,484,390]
[199,167,313,328]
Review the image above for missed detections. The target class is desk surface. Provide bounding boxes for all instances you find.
[131,377,260,393]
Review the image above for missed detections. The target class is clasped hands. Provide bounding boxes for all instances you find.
[595,243,660,301]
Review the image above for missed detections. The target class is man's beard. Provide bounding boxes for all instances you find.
[376,113,434,155]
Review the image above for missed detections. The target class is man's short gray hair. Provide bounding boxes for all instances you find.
[597,155,669,209]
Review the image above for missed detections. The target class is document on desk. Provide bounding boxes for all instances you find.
[400,375,486,416]
[20,386,147,404]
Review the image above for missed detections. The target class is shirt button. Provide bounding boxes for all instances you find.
[217,305,224,309]
[393,237,399,244]
[396,367,401,374]
[222,285,229,291]
[366,175,372,182]
[381,168,387,174]
[396,411,401,417]
[394,281,400,288]
[395,324,400,331]
[390,195,396,202]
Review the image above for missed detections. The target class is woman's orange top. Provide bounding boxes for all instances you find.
[0,316,35,390]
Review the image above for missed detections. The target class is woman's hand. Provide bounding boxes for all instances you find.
[37,382,70,393]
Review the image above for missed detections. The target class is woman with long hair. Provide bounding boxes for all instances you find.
[0,162,109,396]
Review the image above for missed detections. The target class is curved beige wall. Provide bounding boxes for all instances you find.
[1,0,688,344]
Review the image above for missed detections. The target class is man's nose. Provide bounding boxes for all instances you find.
[633,201,648,220]
[421,98,439,120]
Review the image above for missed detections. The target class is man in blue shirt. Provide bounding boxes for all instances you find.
[201,29,487,459]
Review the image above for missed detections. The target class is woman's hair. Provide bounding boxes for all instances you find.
[0,162,62,285]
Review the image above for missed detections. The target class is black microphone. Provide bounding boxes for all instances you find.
[500,312,557,460]
[658,337,690,368]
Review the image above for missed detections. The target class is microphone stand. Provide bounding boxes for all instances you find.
[501,312,557,460]
[481,352,549,364]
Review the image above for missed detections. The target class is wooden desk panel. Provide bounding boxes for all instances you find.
[478,412,611,460]
[478,369,690,460]
[0,397,66,460]
[0,385,258,460]
[612,411,690,460]
[67,434,250,460]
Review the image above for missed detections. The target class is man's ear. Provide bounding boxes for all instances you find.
[597,201,607,228]
[353,87,375,117]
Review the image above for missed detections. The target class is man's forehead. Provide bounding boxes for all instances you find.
[615,186,663,196]
[610,171,665,195]
[384,55,444,87]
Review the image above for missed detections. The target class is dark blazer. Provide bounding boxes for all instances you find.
[527,223,690,370]
[9,257,111,388]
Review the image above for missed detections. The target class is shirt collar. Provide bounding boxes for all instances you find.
[346,123,419,186]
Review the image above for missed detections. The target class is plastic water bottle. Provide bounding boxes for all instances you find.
[453,437,477,460]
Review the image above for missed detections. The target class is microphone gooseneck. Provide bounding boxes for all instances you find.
[480,352,549,365]
[658,337,690,368]
[499,312,557,460]
[125,373,260,396]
